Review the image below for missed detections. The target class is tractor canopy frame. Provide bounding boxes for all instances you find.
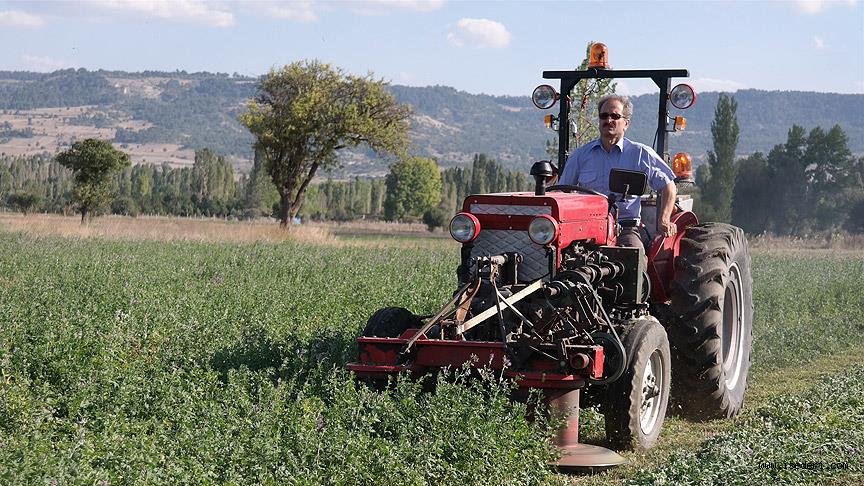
[544,68,688,172]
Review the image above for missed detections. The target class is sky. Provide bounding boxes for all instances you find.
[0,0,862,97]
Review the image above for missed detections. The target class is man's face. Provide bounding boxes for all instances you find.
[598,99,630,141]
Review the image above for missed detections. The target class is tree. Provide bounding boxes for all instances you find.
[700,94,739,223]
[7,190,43,215]
[804,125,857,231]
[243,148,279,219]
[240,60,411,227]
[731,152,772,234]
[422,206,447,232]
[545,41,617,160]
[56,138,130,224]
[384,156,442,221]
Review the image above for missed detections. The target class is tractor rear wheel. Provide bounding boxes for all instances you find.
[669,223,753,420]
[602,317,671,451]
[362,307,422,338]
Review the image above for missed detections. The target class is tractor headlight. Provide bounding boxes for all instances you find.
[528,215,558,246]
[449,213,480,243]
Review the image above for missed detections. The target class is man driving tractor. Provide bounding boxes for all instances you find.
[559,94,678,247]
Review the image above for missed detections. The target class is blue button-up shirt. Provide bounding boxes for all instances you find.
[559,137,675,221]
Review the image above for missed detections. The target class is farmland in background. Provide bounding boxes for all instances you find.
[0,218,862,484]
[1,70,862,175]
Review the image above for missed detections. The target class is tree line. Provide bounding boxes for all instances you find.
[696,94,863,235]
[0,150,531,226]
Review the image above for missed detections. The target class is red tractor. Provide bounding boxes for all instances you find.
[348,51,753,470]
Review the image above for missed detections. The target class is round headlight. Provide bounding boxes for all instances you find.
[449,213,480,243]
[670,83,696,110]
[532,85,558,110]
[528,216,558,245]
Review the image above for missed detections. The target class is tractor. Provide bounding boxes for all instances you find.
[347,44,754,470]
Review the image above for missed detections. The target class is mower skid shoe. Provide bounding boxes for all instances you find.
[547,388,627,473]
[556,444,627,473]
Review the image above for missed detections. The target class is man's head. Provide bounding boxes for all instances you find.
[597,94,632,147]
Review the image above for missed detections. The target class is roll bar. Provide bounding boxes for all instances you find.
[542,68,688,172]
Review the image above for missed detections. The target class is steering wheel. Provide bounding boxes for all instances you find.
[545,184,606,197]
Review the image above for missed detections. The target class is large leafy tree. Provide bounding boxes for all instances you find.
[384,156,442,221]
[56,138,130,224]
[240,60,411,226]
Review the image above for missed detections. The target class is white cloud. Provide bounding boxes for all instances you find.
[693,77,746,92]
[0,10,45,27]
[348,0,444,15]
[245,0,441,21]
[20,55,73,71]
[793,0,858,14]
[446,18,511,49]
[251,0,317,22]
[813,35,827,48]
[87,0,234,27]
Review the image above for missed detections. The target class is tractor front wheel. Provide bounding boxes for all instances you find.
[669,223,753,420]
[602,317,671,451]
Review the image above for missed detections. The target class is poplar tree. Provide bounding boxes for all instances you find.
[701,94,739,223]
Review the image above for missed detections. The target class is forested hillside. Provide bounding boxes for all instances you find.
[0,69,861,176]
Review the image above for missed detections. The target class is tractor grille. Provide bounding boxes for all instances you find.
[469,204,551,216]
[470,230,548,282]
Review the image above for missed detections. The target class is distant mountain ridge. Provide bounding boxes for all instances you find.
[0,69,861,176]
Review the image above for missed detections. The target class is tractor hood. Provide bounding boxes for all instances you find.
[460,191,614,281]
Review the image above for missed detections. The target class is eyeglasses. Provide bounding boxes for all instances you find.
[599,112,628,120]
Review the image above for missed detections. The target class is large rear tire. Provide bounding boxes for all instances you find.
[669,223,753,420]
[602,317,671,451]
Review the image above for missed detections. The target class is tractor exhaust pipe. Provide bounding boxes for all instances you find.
[530,161,553,196]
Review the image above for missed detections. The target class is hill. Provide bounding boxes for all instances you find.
[0,69,861,176]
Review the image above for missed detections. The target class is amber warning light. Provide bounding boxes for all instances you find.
[588,43,609,69]
[672,152,693,180]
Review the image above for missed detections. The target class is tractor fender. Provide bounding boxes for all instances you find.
[646,210,698,302]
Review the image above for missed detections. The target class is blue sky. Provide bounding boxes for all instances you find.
[1,0,861,97]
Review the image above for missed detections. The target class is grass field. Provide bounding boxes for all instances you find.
[1,217,863,484]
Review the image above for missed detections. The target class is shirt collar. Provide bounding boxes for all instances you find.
[590,137,626,153]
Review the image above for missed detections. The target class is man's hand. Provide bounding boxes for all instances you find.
[657,181,678,238]
[658,218,677,237]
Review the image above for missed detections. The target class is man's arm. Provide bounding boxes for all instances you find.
[657,181,677,237]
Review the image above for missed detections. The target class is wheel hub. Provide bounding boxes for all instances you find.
[721,262,745,390]
[639,350,663,435]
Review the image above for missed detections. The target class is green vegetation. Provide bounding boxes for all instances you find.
[748,253,864,372]
[0,151,530,222]
[0,69,120,110]
[629,365,864,485]
[384,156,442,221]
[0,233,557,484]
[0,229,862,483]
[1,69,862,172]
[697,93,739,223]
[56,138,131,223]
[240,60,411,226]
[731,124,864,235]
